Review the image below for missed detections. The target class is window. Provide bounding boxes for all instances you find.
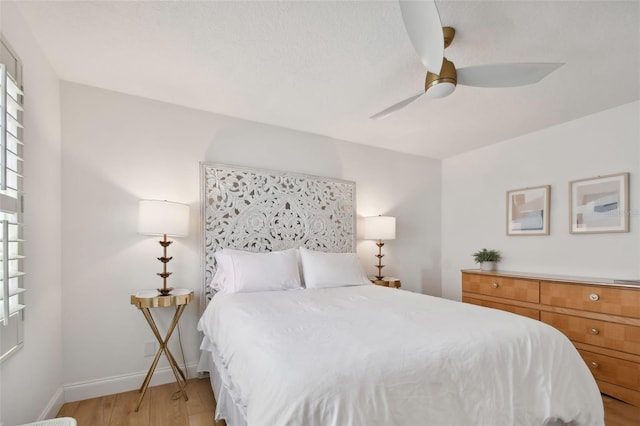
[0,36,24,363]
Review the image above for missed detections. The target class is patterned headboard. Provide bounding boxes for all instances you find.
[200,163,356,306]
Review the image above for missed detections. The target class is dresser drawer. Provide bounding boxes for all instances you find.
[462,273,539,303]
[541,281,640,318]
[542,312,640,355]
[463,297,540,320]
[578,349,640,392]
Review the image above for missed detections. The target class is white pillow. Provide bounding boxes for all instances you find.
[210,250,235,291]
[212,248,302,293]
[299,247,371,289]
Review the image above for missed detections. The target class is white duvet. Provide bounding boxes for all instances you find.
[198,285,604,426]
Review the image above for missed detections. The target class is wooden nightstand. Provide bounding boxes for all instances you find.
[371,277,401,288]
[130,289,194,412]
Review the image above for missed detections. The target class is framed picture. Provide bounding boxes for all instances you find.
[569,172,629,234]
[506,185,550,236]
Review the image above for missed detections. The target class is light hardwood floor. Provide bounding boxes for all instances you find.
[57,379,223,426]
[57,380,640,426]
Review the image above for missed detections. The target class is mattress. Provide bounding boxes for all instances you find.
[197,285,604,425]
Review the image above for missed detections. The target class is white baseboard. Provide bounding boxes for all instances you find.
[38,386,65,421]
[63,362,199,403]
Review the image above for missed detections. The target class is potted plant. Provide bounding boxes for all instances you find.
[472,248,502,271]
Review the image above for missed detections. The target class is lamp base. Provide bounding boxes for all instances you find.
[375,240,385,281]
[156,234,174,296]
[157,287,173,296]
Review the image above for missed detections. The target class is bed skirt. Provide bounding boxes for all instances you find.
[197,337,248,426]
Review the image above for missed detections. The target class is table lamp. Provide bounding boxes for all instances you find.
[138,200,189,296]
[362,215,396,280]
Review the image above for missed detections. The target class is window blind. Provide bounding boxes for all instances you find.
[0,39,24,362]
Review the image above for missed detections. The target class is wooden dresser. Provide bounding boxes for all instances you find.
[462,269,640,406]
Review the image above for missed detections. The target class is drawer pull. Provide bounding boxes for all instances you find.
[491,282,499,289]
[589,361,599,369]
[589,328,600,335]
[589,293,600,301]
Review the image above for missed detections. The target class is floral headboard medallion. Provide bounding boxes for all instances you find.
[201,163,356,304]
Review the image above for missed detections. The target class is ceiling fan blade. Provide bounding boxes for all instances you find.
[457,63,564,88]
[399,0,444,74]
[370,92,425,120]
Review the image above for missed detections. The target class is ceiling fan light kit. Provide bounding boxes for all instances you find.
[425,57,457,98]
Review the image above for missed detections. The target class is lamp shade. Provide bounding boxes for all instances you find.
[138,200,189,237]
[362,216,396,240]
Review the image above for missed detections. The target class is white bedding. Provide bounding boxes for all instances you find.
[197,285,604,426]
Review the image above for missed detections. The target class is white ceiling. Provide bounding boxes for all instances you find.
[15,0,640,159]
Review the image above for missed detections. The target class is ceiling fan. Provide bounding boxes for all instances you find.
[371,0,563,120]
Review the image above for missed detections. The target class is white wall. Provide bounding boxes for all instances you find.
[0,1,63,425]
[60,82,441,400]
[442,101,640,300]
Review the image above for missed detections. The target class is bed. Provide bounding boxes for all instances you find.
[196,163,604,426]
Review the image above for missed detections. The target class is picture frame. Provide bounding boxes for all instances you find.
[569,172,629,234]
[506,185,550,236]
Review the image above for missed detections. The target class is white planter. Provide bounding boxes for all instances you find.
[480,261,496,271]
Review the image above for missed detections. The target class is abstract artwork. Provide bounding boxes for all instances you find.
[506,185,550,235]
[570,173,629,234]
